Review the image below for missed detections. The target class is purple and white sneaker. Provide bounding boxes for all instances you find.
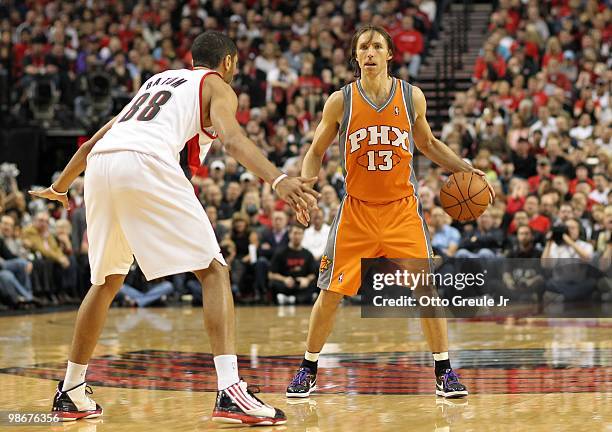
[436,369,468,398]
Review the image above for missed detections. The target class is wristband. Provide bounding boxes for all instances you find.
[50,184,68,196]
[271,174,288,191]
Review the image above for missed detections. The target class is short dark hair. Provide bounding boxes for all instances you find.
[191,31,237,69]
[349,25,394,78]
[289,224,305,233]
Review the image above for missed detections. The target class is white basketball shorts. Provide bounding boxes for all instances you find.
[84,151,226,286]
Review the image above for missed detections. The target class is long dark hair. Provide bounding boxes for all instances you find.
[349,25,395,78]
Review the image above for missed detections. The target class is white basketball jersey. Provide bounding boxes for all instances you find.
[90,68,219,168]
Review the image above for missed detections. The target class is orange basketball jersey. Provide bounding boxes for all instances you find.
[339,78,417,203]
[315,79,431,296]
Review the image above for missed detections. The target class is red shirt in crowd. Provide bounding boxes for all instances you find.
[532,91,549,109]
[506,9,521,34]
[568,178,595,195]
[473,55,506,80]
[498,94,517,111]
[574,98,600,114]
[393,30,424,57]
[506,196,526,214]
[542,52,563,68]
[528,215,551,233]
[297,75,322,90]
[508,215,551,234]
[257,212,273,228]
[523,41,540,62]
[236,108,250,126]
[527,174,553,193]
[547,71,571,91]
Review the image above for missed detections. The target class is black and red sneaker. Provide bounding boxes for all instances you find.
[52,381,103,421]
[212,380,286,426]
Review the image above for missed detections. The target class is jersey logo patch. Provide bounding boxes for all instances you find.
[320,255,332,273]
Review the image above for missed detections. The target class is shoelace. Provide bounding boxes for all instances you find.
[236,381,268,407]
[84,385,95,405]
[444,370,460,385]
[246,384,260,395]
[290,368,310,386]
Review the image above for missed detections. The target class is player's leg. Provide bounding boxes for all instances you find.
[113,153,285,425]
[68,274,126,363]
[192,260,285,425]
[286,290,343,398]
[193,261,235,358]
[306,289,344,353]
[287,197,372,397]
[53,154,134,421]
[420,316,466,397]
[53,275,126,421]
[382,196,468,398]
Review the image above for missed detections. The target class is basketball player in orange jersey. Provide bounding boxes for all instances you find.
[286,25,494,399]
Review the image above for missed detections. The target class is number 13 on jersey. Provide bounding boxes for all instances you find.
[365,150,399,171]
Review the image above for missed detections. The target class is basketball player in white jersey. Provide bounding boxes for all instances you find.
[30,31,318,426]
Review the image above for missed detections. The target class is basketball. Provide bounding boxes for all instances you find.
[439,172,490,222]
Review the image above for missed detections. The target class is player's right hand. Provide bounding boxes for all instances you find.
[275,176,320,224]
[472,169,495,205]
[28,186,70,209]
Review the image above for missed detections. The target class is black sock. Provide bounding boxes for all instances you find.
[300,358,318,373]
[434,359,451,376]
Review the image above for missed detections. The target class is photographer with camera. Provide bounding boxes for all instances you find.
[543,219,593,261]
[541,218,595,301]
[0,163,27,217]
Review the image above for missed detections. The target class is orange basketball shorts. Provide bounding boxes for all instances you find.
[318,194,433,296]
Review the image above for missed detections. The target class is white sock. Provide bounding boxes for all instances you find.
[62,361,88,391]
[305,351,320,362]
[433,352,449,361]
[214,354,239,390]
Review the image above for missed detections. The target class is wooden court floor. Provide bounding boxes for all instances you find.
[0,305,610,431]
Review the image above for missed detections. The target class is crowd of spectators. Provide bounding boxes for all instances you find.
[0,0,436,309]
[0,0,610,311]
[435,0,611,301]
[0,0,435,129]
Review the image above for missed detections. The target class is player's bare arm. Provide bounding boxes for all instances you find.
[297,90,343,224]
[411,86,495,202]
[28,116,117,208]
[301,90,344,179]
[205,74,320,219]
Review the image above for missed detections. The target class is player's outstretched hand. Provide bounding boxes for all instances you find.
[29,187,69,209]
[472,169,495,205]
[275,176,320,225]
[296,208,310,227]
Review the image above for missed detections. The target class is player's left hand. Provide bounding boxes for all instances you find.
[472,169,495,205]
[29,186,70,209]
[276,176,320,222]
[296,208,310,227]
